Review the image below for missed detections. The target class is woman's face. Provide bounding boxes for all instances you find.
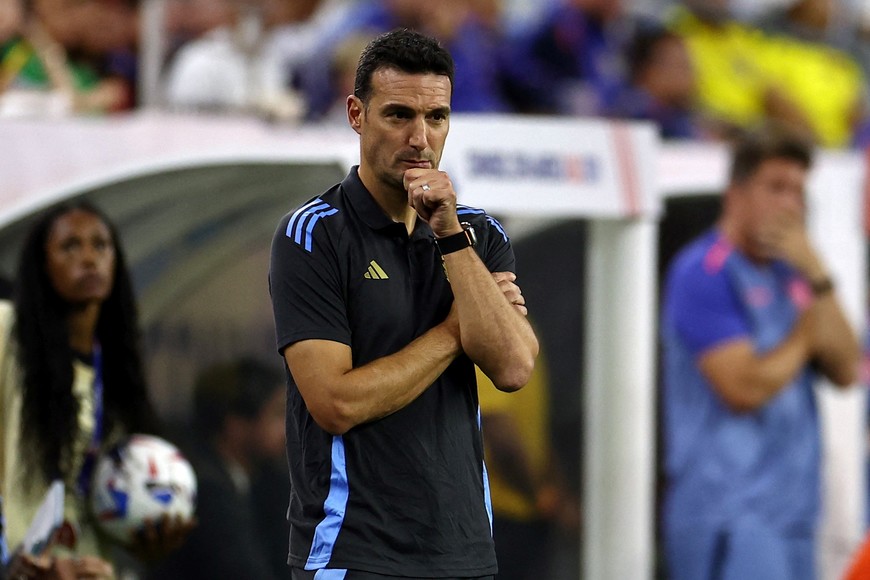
[45,209,116,306]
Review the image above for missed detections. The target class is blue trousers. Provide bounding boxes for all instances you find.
[665,523,815,580]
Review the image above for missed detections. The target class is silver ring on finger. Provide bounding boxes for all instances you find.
[421,183,430,192]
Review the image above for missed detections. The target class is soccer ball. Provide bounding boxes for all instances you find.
[90,434,197,544]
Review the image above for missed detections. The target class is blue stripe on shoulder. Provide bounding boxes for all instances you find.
[457,205,509,243]
[486,216,509,243]
[305,436,349,569]
[286,198,339,253]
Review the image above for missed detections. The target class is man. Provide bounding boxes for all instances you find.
[269,28,539,580]
[661,130,861,580]
[147,358,288,580]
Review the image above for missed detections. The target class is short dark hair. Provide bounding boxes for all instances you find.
[353,28,454,104]
[729,129,813,184]
[193,357,285,437]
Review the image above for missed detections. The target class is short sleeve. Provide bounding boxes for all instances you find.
[664,257,750,356]
[269,214,350,354]
[479,214,515,274]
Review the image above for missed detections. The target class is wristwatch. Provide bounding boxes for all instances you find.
[435,222,477,255]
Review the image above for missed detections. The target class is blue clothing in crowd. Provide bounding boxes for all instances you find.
[298,1,509,120]
[604,86,701,140]
[501,2,629,114]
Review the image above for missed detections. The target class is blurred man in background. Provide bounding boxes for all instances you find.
[661,129,860,580]
[148,357,289,580]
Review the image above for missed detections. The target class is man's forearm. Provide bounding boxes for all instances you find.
[809,292,860,386]
[442,249,538,391]
[700,314,814,412]
[285,320,462,435]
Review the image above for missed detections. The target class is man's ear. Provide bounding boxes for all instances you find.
[348,95,363,134]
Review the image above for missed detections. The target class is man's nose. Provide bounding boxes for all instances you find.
[408,118,428,150]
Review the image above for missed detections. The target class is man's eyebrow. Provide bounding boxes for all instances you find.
[381,103,414,113]
[378,104,451,116]
[428,106,451,116]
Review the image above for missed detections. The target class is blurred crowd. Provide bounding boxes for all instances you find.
[4,0,870,148]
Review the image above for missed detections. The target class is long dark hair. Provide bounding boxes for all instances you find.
[13,200,157,482]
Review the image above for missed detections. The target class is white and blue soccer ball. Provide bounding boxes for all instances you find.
[90,434,197,544]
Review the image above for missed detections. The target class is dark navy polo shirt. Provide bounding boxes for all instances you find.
[269,166,514,577]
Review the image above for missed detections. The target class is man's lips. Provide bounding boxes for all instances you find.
[401,159,432,168]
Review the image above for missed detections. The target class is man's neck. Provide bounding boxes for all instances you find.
[718,218,766,264]
[359,166,419,235]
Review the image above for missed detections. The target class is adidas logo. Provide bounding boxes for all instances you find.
[364,260,389,280]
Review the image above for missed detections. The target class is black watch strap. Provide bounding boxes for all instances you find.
[435,224,476,255]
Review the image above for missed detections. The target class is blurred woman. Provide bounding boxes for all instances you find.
[0,201,187,579]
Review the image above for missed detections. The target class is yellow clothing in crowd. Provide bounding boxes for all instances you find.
[477,362,550,521]
[766,36,864,148]
[671,7,865,148]
[670,8,775,130]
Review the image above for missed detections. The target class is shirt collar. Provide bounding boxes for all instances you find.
[342,166,435,241]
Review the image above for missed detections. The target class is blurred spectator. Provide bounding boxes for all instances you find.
[264,0,351,98]
[0,0,22,44]
[162,0,305,121]
[147,357,289,580]
[759,0,846,43]
[299,0,510,120]
[668,0,814,141]
[295,0,423,120]
[67,0,140,108]
[759,0,868,148]
[605,25,705,139]
[500,0,637,115]
[424,0,512,113]
[0,0,136,117]
[767,35,865,148]
[163,0,237,62]
[319,31,373,124]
